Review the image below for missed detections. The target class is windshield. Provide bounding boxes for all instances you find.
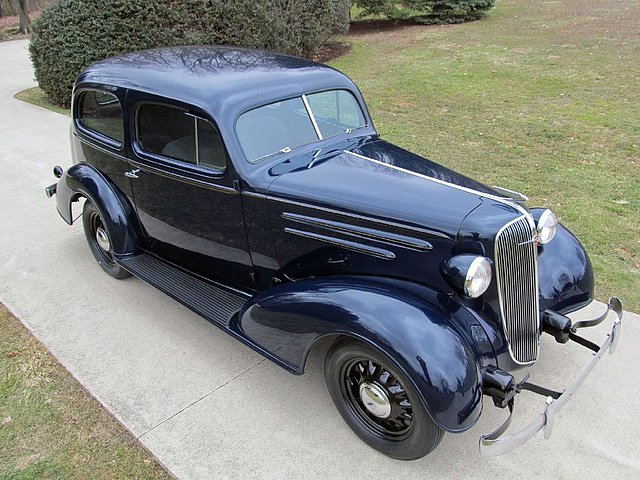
[236,90,367,162]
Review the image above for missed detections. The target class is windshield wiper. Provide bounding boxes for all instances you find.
[345,124,370,134]
[253,146,292,162]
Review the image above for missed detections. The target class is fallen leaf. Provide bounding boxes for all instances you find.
[2,416,12,426]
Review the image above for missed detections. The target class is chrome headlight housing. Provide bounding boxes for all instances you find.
[536,209,557,245]
[443,255,493,298]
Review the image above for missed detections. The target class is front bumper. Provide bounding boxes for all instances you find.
[479,297,623,457]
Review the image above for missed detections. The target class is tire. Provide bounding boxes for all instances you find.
[82,200,131,279]
[325,339,444,460]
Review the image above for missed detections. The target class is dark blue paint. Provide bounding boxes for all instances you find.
[55,162,140,256]
[53,46,599,435]
[238,276,493,432]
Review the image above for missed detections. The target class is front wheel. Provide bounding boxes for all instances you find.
[325,339,444,460]
[82,200,131,279]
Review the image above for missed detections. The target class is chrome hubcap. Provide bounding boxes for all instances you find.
[96,227,110,252]
[358,381,391,418]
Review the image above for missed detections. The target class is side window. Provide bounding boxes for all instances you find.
[136,103,226,171]
[77,91,124,144]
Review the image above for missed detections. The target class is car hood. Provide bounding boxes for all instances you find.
[267,139,513,239]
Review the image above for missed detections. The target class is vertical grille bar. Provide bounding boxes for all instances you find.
[494,215,540,364]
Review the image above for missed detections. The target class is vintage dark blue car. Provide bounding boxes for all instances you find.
[46,46,623,459]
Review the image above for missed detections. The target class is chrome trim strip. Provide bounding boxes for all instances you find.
[284,227,396,260]
[480,298,623,457]
[302,94,323,140]
[126,159,237,194]
[491,185,529,203]
[194,117,200,166]
[344,150,536,229]
[264,195,451,239]
[282,212,433,252]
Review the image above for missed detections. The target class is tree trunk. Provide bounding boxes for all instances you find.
[14,0,30,34]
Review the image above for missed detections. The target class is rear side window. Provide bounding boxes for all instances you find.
[77,91,124,144]
[136,104,226,171]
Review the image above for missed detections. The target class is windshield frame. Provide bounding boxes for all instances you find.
[235,88,370,163]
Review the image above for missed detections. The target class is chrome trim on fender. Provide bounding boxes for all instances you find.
[266,195,452,240]
[282,212,433,252]
[479,298,624,457]
[284,227,396,260]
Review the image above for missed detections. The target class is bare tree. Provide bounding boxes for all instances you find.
[13,0,30,34]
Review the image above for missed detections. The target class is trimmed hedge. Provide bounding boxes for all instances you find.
[30,0,349,107]
[353,0,495,24]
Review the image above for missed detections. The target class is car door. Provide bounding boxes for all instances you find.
[128,99,254,291]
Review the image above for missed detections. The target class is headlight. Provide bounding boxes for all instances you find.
[443,255,493,298]
[536,209,557,245]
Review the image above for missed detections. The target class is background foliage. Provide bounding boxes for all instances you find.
[29,0,349,107]
[352,0,495,23]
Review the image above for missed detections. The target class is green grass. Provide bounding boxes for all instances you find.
[332,0,639,311]
[14,87,69,116]
[0,305,171,479]
[16,0,639,311]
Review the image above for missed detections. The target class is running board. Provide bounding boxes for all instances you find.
[117,253,248,327]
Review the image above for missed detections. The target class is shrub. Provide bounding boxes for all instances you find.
[352,0,495,24]
[30,0,349,107]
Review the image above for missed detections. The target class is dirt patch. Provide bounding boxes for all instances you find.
[348,18,423,35]
[309,41,352,63]
[0,10,41,28]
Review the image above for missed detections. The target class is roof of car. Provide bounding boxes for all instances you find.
[75,45,360,119]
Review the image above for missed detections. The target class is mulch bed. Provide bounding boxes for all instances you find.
[309,41,352,63]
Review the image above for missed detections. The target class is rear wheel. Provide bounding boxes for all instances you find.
[325,339,444,460]
[82,200,131,279]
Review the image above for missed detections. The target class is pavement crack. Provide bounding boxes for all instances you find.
[137,358,266,439]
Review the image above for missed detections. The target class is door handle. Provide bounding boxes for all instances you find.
[124,168,140,179]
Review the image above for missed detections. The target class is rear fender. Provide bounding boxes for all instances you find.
[55,162,139,255]
[238,276,491,432]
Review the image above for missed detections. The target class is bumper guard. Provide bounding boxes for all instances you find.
[479,297,623,457]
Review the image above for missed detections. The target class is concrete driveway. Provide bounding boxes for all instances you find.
[1,39,639,479]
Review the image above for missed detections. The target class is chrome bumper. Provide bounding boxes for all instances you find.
[479,297,623,457]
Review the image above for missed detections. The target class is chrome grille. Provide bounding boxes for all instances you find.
[494,215,540,364]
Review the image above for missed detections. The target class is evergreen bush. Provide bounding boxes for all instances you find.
[30,0,349,107]
[352,0,495,24]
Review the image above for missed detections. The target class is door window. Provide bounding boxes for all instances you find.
[77,91,124,145]
[136,103,227,172]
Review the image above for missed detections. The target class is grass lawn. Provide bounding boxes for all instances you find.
[331,0,639,311]
[14,87,69,116]
[16,0,638,311]
[0,305,171,479]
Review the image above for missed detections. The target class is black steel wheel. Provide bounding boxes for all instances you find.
[82,200,131,279]
[325,339,444,460]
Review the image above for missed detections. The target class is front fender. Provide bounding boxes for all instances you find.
[532,208,594,313]
[238,276,492,432]
[55,162,139,255]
